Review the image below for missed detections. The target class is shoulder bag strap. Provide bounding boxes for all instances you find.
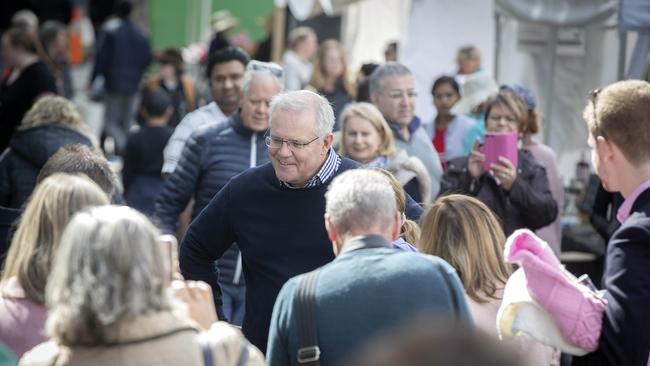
[293,268,322,366]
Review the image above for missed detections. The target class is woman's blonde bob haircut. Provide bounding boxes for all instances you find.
[1,173,110,304]
[339,102,397,158]
[45,205,172,346]
[418,194,511,303]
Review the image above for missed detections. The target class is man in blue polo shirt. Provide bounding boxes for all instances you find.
[180,90,424,352]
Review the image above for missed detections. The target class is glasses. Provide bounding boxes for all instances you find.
[386,89,418,100]
[265,134,320,151]
[487,114,518,125]
[247,60,284,78]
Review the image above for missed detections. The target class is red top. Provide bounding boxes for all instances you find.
[433,128,446,167]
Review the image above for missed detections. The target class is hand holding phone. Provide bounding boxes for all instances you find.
[482,132,518,172]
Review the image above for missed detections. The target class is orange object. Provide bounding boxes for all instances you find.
[69,7,84,64]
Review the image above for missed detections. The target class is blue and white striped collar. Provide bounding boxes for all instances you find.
[280,149,341,189]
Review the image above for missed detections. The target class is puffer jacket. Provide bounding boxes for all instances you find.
[0,124,93,208]
[155,111,268,286]
[440,149,558,236]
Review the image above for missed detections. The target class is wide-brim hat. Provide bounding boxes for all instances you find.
[451,71,499,115]
[212,10,238,32]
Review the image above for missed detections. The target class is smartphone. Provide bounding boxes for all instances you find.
[159,234,179,281]
[481,132,518,172]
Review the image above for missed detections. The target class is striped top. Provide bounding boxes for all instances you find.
[281,149,342,189]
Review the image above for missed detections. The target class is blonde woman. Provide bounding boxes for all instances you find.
[340,102,431,203]
[373,168,420,251]
[0,174,109,358]
[20,205,265,366]
[418,194,556,365]
[0,95,95,208]
[308,39,354,128]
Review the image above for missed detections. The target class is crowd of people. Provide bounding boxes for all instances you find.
[0,2,648,366]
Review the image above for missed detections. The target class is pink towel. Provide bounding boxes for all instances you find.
[504,229,607,352]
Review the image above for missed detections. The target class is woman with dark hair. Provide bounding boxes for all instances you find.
[144,48,196,128]
[428,75,474,164]
[440,90,558,235]
[0,26,57,151]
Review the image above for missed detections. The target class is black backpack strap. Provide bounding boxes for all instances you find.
[293,268,322,365]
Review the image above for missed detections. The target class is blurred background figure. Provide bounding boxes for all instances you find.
[282,26,317,91]
[145,47,196,128]
[384,41,397,62]
[339,102,431,203]
[39,20,74,99]
[418,194,557,365]
[355,62,379,103]
[427,75,474,165]
[449,72,499,155]
[20,205,265,366]
[341,316,520,366]
[308,39,354,129]
[440,89,558,236]
[0,96,94,209]
[123,88,172,216]
[455,45,481,87]
[0,173,109,359]
[208,10,238,55]
[0,26,57,151]
[507,84,564,255]
[91,0,152,156]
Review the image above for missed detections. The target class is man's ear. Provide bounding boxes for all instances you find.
[390,211,401,242]
[324,214,337,243]
[322,133,334,154]
[324,214,340,256]
[595,136,614,163]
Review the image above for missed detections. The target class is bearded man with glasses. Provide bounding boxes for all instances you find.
[179,90,423,353]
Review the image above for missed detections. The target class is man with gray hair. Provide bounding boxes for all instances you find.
[370,62,443,196]
[155,61,283,326]
[180,90,423,352]
[266,169,471,366]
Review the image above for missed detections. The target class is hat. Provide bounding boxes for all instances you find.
[451,72,499,115]
[142,88,171,117]
[502,84,536,111]
[211,10,238,33]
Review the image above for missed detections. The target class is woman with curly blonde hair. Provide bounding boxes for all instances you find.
[0,173,109,358]
[0,95,95,208]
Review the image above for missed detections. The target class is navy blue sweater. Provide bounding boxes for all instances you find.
[180,158,357,352]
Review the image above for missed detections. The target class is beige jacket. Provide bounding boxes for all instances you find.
[19,312,264,366]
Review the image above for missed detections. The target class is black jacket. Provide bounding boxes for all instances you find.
[0,124,93,208]
[155,111,268,286]
[440,149,558,235]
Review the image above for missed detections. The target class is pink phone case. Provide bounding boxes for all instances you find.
[482,132,518,172]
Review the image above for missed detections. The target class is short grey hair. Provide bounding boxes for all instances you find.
[46,205,171,346]
[325,169,397,235]
[369,62,413,97]
[269,90,335,137]
[242,60,285,96]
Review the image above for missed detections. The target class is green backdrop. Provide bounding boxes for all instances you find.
[150,0,275,50]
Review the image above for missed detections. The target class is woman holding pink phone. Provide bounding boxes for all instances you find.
[439,89,558,236]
